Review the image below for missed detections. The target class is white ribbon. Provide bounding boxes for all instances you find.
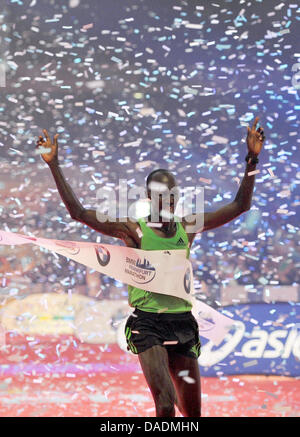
[0,229,234,345]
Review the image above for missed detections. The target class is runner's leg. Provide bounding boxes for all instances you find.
[138,345,177,417]
[168,350,201,417]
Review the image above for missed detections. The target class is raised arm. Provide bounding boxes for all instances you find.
[184,116,265,236]
[36,130,138,246]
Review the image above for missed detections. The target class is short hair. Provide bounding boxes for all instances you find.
[146,168,173,188]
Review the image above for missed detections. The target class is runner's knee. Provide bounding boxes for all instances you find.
[155,389,176,417]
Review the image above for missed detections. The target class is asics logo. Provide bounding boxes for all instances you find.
[199,322,300,367]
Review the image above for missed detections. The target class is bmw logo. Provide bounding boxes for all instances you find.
[184,267,191,294]
[95,245,111,267]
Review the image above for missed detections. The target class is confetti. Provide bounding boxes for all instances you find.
[0,0,298,419]
[243,360,259,368]
[247,170,260,176]
[34,147,51,155]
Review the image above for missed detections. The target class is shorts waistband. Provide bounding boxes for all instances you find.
[133,308,193,320]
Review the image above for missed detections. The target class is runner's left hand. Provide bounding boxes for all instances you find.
[246,116,265,156]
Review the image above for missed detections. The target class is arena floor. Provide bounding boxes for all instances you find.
[0,334,299,417]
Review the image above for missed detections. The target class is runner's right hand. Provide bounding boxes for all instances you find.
[36,129,59,165]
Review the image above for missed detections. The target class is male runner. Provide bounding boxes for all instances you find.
[36,116,265,417]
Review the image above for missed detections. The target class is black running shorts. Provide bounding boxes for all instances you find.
[124,308,201,359]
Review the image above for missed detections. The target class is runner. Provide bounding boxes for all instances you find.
[35,116,265,417]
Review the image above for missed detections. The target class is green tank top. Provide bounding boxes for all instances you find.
[127,217,192,313]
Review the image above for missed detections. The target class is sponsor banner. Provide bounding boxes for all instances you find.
[0,229,234,345]
[0,294,131,341]
[1,293,91,335]
[0,292,234,348]
[198,303,300,376]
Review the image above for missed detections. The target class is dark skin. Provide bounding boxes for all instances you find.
[36,116,265,417]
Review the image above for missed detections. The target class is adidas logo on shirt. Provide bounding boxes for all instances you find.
[176,237,185,245]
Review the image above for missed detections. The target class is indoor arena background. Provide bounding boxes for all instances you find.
[0,0,299,417]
